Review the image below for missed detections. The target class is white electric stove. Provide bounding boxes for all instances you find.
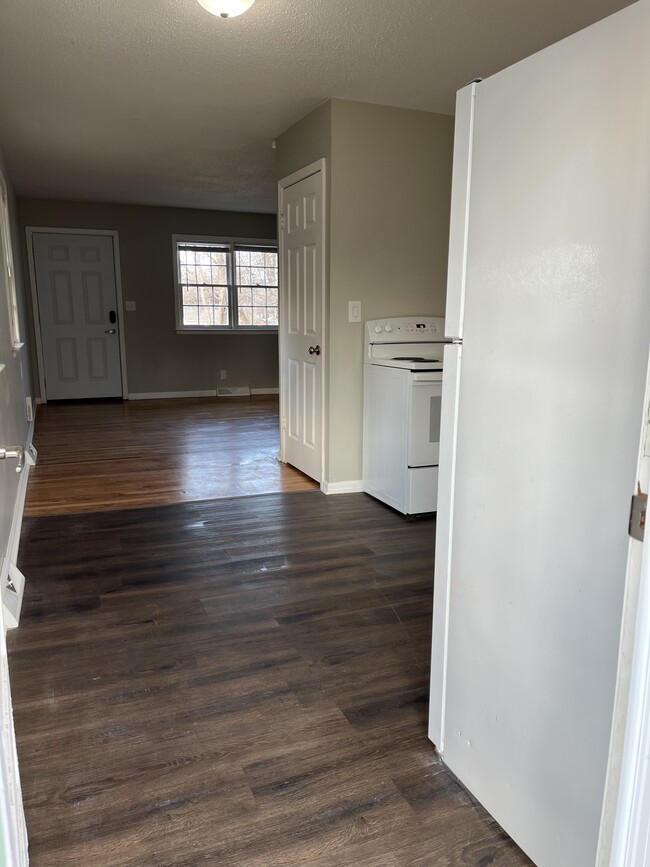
[362,316,448,515]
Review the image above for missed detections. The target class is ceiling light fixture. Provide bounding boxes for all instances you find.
[197,0,255,18]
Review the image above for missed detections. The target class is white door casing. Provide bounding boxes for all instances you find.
[600,348,650,867]
[278,163,325,483]
[31,232,124,401]
[0,599,28,867]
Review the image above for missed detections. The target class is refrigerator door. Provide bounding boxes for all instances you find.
[431,4,650,867]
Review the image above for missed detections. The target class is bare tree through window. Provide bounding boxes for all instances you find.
[174,238,278,332]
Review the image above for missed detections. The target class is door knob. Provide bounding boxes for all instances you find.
[104,329,117,334]
[308,345,321,356]
[0,446,24,473]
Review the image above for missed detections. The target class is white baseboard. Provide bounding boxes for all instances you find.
[320,479,364,495]
[127,388,280,400]
[127,390,217,400]
[3,563,26,631]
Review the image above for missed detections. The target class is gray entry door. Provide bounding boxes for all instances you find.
[33,233,123,400]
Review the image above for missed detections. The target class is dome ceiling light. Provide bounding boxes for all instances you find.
[197,0,256,18]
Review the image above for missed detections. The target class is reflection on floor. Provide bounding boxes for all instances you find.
[25,396,318,516]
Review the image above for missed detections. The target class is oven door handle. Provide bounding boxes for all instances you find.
[411,372,443,384]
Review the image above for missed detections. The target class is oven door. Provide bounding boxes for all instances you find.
[408,374,443,467]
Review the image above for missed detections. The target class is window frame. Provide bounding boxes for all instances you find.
[0,171,23,351]
[172,234,279,334]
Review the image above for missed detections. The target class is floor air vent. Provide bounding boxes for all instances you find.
[216,387,251,397]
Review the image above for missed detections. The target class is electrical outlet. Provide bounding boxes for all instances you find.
[220,370,227,380]
[125,301,136,312]
[348,301,361,323]
[25,396,33,422]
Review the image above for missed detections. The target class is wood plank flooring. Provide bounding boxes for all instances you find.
[25,397,317,517]
[8,492,532,866]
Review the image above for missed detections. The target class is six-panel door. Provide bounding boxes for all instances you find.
[33,233,122,400]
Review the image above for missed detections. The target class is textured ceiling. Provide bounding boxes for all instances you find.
[0,0,635,213]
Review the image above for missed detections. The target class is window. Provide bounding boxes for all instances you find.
[0,172,23,350]
[173,236,278,332]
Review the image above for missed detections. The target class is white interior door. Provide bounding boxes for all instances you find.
[33,233,123,400]
[279,168,323,482]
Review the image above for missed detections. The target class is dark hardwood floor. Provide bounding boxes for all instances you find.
[8,491,532,866]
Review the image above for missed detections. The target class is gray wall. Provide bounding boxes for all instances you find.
[17,199,278,397]
[275,98,454,485]
[0,149,33,566]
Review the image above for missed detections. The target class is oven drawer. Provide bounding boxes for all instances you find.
[408,380,442,467]
[406,465,439,514]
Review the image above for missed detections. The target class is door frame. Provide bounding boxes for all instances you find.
[608,523,650,866]
[0,588,28,866]
[25,227,129,403]
[597,348,650,867]
[277,159,327,485]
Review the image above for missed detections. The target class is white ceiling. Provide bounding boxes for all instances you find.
[0,0,634,214]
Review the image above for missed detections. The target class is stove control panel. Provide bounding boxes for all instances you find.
[405,321,440,334]
[365,316,446,343]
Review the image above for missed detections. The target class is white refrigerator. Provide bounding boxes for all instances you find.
[429,3,650,867]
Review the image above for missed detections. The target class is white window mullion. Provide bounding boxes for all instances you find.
[228,242,238,329]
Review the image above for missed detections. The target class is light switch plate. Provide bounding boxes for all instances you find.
[125,301,136,312]
[348,301,361,323]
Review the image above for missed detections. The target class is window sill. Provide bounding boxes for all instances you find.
[176,327,278,334]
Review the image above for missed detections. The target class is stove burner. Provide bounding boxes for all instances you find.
[392,356,428,362]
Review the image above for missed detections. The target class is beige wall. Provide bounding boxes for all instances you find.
[0,149,33,566]
[328,99,454,482]
[17,199,278,397]
[275,98,454,486]
[275,101,332,184]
